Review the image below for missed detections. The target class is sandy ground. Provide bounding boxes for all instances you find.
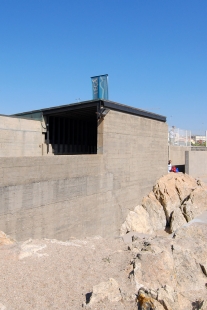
[0,236,137,310]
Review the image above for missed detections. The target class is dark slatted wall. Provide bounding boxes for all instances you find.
[48,116,97,155]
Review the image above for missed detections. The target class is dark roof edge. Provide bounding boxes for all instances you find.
[43,101,98,116]
[12,99,99,116]
[101,100,166,122]
[12,99,166,122]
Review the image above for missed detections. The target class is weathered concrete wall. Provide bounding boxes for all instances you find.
[0,110,168,240]
[0,115,43,157]
[0,155,112,241]
[102,110,168,219]
[168,145,191,165]
[185,150,207,183]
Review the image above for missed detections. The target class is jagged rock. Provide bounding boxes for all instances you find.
[85,174,207,309]
[157,285,177,310]
[121,173,207,235]
[133,243,176,291]
[169,207,186,232]
[191,299,207,309]
[153,173,197,226]
[120,205,153,236]
[196,179,207,191]
[154,173,198,202]
[142,192,166,231]
[180,201,194,222]
[137,290,165,310]
[129,219,207,310]
[154,175,185,217]
[186,187,207,218]
[85,278,122,308]
[0,231,15,245]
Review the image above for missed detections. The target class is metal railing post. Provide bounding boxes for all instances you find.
[178,128,179,146]
[206,130,207,147]
[186,130,187,146]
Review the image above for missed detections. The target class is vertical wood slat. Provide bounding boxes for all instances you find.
[58,117,60,153]
[80,120,83,153]
[84,121,86,153]
[52,116,55,154]
[89,122,91,154]
[65,118,68,154]
[77,119,79,154]
[93,121,95,153]
[47,116,50,154]
[63,117,65,154]
[72,119,75,154]
[85,121,88,153]
[69,119,71,154]
[94,120,97,154]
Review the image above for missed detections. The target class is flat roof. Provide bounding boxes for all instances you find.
[13,99,166,122]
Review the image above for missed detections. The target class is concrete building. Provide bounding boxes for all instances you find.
[0,99,168,240]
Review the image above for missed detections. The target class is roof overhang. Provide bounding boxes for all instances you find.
[12,99,166,122]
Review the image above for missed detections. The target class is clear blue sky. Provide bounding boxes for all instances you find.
[0,0,206,134]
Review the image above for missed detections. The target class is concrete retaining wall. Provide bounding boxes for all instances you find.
[0,110,168,240]
[185,150,207,183]
[0,155,111,240]
[0,115,43,157]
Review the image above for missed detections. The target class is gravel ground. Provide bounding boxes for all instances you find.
[0,236,137,310]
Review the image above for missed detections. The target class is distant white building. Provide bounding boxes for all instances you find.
[195,135,206,141]
[191,135,206,145]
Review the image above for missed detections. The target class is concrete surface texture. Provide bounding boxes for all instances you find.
[185,150,207,183]
[0,110,168,240]
[168,145,191,166]
[101,110,168,219]
[0,115,43,157]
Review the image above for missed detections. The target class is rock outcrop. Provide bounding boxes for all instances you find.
[120,205,154,235]
[121,173,207,235]
[0,231,15,245]
[128,218,207,309]
[87,173,207,309]
[86,218,207,309]
[85,278,122,308]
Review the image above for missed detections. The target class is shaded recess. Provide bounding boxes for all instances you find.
[46,106,97,155]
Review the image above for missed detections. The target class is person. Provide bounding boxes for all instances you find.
[171,165,179,173]
[168,160,172,172]
[169,126,175,145]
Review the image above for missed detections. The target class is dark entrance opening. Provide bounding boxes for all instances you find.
[46,106,97,155]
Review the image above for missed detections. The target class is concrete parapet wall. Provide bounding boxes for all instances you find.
[191,147,207,151]
[0,110,168,240]
[185,151,207,183]
[0,115,43,157]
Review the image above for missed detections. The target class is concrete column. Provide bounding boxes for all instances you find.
[185,151,189,174]
[97,118,104,154]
